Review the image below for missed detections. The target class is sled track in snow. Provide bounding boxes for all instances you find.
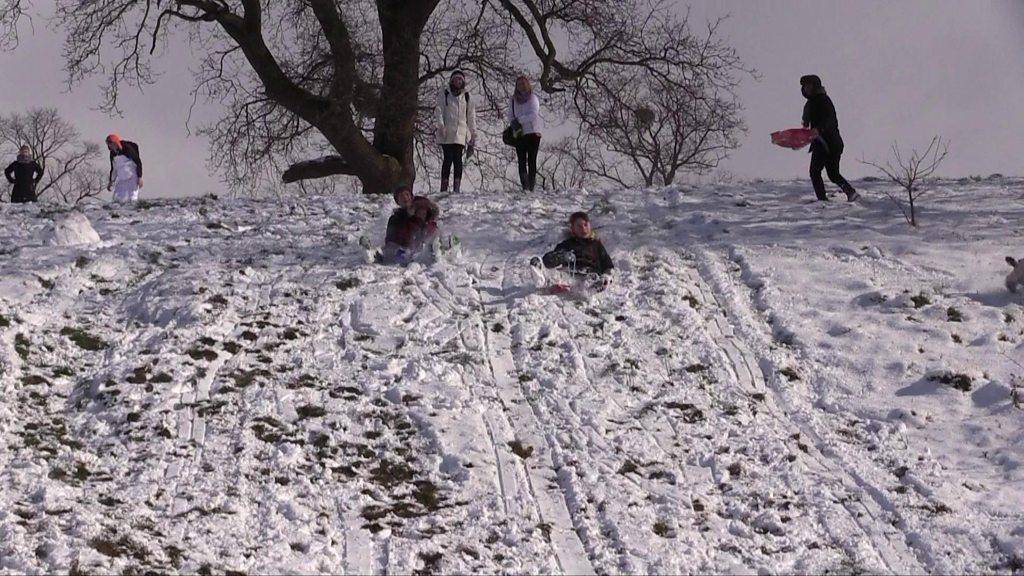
[685,248,928,574]
[471,254,597,576]
[534,275,721,569]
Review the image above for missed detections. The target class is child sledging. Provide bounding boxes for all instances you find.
[533,211,614,295]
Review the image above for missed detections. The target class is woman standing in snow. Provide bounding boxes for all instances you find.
[105,133,143,203]
[507,76,542,192]
[5,145,44,203]
[435,70,476,194]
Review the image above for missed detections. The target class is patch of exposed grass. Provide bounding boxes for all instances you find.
[296,404,326,419]
[780,367,800,381]
[60,327,108,351]
[929,371,973,392]
[15,333,30,360]
[0,314,11,328]
[51,366,74,378]
[663,401,704,423]
[653,521,674,538]
[186,346,218,362]
[508,440,533,459]
[910,293,931,309]
[335,277,361,291]
[683,294,700,309]
[946,307,964,322]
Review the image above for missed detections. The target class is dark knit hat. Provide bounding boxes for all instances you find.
[800,74,822,87]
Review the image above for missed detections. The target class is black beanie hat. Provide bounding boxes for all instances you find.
[800,74,822,87]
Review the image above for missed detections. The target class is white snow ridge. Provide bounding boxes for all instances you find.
[46,210,101,246]
[0,182,1023,574]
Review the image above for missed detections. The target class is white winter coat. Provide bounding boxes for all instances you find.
[506,93,542,136]
[435,89,476,146]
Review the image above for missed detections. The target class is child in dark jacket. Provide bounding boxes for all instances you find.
[540,211,614,275]
[380,186,440,264]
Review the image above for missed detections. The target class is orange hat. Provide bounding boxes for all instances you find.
[106,133,122,149]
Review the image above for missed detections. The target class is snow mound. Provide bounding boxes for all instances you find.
[46,211,101,246]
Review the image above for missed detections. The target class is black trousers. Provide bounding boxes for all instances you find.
[515,134,541,191]
[441,144,464,183]
[810,142,854,200]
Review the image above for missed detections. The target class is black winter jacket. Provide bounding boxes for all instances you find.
[5,158,43,203]
[542,236,614,275]
[802,89,843,154]
[109,140,143,181]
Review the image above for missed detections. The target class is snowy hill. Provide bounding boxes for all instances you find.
[1,179,1022,574]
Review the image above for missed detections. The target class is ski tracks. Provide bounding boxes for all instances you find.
[469,255,597,575]
[685,247,927,573]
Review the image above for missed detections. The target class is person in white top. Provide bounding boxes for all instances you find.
[506,75,543,191]
[435,70,476,194]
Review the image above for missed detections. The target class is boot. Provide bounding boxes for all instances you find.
[453,178,461,194]
[527,173,537,192]
[519,170,529,192]
[440,177,449,193]
[843,185,860,202]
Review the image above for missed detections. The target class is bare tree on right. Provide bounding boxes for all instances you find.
[862,137,949,227]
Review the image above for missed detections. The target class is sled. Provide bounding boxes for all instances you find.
[770,127,815,150]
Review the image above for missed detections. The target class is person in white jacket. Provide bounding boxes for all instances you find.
[435,70,476,194]
[506,75,542,191]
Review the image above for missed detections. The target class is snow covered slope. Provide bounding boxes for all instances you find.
[1,180,1022,574]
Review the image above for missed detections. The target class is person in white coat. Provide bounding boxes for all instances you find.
[506,76,542,191]
[435,70,476,194]
[105,133,143,203]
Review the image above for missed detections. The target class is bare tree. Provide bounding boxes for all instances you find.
[569,21,747,187]
[862,137,949,227]
[0,108,105,204]
[0,0,751,195]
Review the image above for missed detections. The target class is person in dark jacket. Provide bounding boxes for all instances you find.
[380,185,439,264]
[540,211,614,275]
[5,145,44,203]
[801,75,859,202]
[106,133,143,203]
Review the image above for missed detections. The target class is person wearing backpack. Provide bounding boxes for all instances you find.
[105,133,143,203]
[435,70,476,194]
[506,76,542,192]
[4,145,44,203]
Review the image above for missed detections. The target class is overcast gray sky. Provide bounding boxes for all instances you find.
[0,1,1020,197]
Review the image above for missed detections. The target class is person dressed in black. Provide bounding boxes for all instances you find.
[539,211,614,276]
[801,74,859,202]
[5,145,43,203]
